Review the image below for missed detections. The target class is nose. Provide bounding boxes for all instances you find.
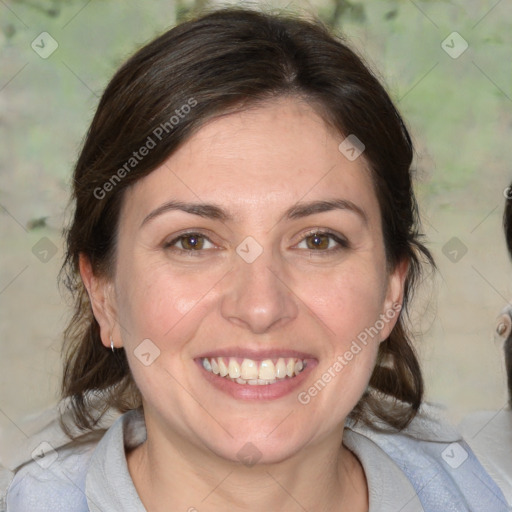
[220,248,299,334]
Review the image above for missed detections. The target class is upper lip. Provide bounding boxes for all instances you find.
[196,347,317,361]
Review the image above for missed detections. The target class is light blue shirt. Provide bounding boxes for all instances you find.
[4,405,510,511]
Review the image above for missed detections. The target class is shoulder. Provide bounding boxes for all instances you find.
[347,403,510,512]
[1,400,119,512]
[4,407,144,512]
[5,437,99,512]
[343,428,424,511]
[459,407,512,506]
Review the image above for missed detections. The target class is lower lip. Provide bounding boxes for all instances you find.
[195,359,317,400]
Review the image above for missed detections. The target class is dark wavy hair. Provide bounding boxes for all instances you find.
[60,6,434,435]
[505,183,512,258]
[504,183,512,407]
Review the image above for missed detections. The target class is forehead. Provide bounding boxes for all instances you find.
[123,97,380,226]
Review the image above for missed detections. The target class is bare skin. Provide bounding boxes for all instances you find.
[81,97,407,511]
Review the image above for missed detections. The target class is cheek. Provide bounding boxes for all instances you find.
[294,269,386,420]
[113,261,222,403]
[298,264,387,391]
[301,264,388,345]
[115,256,224,349]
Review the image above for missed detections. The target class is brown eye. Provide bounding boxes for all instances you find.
[180,234,205,250]
[306,233,331,250]
[165,233,214,252]
[296,230,349,253]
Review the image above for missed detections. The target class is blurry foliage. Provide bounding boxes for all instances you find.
[328,0,366,27]
[9,0,69,18]
[1,0,510,199]
[176,0,208,22]
[173,0,368,26]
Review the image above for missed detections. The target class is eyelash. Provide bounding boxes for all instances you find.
[163,229,349,256]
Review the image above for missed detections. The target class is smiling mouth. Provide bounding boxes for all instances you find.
[201,356,307,385]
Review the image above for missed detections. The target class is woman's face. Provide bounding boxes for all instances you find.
[91,97,405,464]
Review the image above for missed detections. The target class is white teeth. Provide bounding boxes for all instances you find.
[259,359,275,380]
[228,358,241,379]
[202,358,212,372]
[275,358,287,379]
[286,359,295,377]
[241,358,259,380]
[218,358,228,377]
[202,356,307,385]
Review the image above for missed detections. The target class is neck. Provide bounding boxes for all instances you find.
[127,415,368,512]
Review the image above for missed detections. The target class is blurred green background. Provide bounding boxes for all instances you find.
[1,0,511,452]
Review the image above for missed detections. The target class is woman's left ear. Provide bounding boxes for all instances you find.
[380,258,409,341]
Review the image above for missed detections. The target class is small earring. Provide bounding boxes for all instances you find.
[110,336,115,352]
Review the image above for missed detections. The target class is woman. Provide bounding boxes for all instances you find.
[4,7,508,511]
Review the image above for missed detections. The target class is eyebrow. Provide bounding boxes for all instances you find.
[140,198,368,227]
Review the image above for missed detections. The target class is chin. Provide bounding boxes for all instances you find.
[200,422,317,467]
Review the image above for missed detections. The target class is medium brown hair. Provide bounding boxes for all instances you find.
[60,6,434,434]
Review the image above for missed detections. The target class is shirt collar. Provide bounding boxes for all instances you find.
[85,408,147,512]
